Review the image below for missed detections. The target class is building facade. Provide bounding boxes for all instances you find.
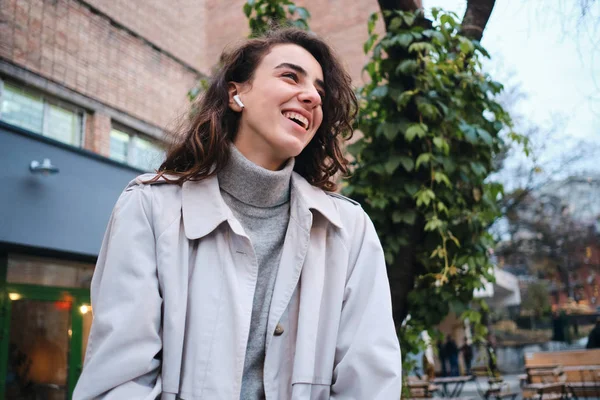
[0,0,380,397]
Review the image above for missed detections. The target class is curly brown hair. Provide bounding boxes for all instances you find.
[153,28,357,191]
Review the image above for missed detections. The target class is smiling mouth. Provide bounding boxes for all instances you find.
[282,111,309,130]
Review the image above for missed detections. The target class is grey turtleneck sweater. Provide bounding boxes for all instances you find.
[218,145,293,400]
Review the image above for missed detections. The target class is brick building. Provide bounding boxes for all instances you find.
[0,0,380,397]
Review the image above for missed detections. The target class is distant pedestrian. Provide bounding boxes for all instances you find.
[486,333,498,375]
[461,339,473,375]
[438,340,448,377]
[445,335,460,377]
[586,318,600,349]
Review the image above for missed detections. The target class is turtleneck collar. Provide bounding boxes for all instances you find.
[218,145,294,208]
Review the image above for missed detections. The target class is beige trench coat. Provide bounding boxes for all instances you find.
[73,172,401,400]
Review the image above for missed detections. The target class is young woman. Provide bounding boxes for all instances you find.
[74,28,401,400]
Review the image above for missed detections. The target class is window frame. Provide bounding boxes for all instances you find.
[110,123,165,171]
[0,79,85,147]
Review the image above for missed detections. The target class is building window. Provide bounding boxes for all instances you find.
[110,127,164,171]
[0,81,83,146]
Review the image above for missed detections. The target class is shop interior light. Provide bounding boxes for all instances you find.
[30,158,60,175]
[8,293,21,301]
[79,304,90,314]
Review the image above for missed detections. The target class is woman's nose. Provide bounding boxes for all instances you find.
[298,86,322,107]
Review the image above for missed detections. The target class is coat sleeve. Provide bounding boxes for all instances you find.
[330,209,402,399]
[73,185,163,400]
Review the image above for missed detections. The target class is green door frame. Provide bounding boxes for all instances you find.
[0,282,90,400]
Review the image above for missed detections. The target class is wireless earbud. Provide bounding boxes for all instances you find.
[233,94,245,109]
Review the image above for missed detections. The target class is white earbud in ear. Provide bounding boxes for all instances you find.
[233,94,245,109]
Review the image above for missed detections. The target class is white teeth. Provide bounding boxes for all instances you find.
[283,111,309,130]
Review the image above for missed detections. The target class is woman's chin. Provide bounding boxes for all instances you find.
[272,136,309,159]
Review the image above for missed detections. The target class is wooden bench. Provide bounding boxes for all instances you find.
[521,382,573,400]
[524,349,600,398]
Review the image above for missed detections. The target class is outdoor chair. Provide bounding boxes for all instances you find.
[471,366,519,400]
[406,376,440,398]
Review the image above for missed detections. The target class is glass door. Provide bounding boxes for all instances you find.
[0,285,90,400]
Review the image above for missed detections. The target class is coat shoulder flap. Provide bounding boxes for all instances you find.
[124,173,178,192]
[326,192,361,207]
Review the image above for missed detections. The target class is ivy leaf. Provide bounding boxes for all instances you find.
[404,183,419,196]
[243,2,253,17]
[368,12,378,35]
[396,33,414,47]
[346,138,365,157]
[364,33,379,54]
[415,188,436,207]
[399,155,414,171]
[437,201,449,215]
[291,6,309,19]
[424,216,443,231]
[405,123,427,142]
[389,17,404,31]
[384,156,402,174]
[393,210,418,224]
[396,60,418,75]
[440,14,458,28]
[476,128,493,146]
[474,40,490,58]
[458,37,475,54]
[433,136,447,152]
[417,102,439,119]
[433,171,451,187]
[460,121,477,144]
[292,19,309,30]
[415,153,432,169]
[370,84,388,98]
[402,13,416,26]
[470,162,487,177]
[382,122,399,140]
[408,42,435,53]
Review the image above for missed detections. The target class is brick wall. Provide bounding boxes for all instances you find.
[0,0,200,133]
[203,0,382,85]
[84,111,111,156]
[83,0,207,73]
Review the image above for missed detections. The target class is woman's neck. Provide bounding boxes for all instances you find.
[218,144,294,208]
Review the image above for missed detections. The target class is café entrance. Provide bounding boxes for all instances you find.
[0,254,94,400]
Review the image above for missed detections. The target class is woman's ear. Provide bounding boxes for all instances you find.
[228,82,244,112]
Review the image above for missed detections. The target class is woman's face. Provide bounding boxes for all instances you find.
[229,44,325,170]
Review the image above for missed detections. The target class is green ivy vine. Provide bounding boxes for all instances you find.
[344,8,526,372]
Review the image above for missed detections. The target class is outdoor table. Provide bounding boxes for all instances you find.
[432,376,474,398]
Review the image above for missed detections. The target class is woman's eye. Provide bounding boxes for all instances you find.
[282,72,298,82]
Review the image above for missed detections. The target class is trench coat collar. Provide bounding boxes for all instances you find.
[181,172,342,240]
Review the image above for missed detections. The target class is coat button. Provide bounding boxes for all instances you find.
[274,323,284,336]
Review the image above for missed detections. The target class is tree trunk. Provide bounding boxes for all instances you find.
[460,0,496,41]
[375,0,498,329]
